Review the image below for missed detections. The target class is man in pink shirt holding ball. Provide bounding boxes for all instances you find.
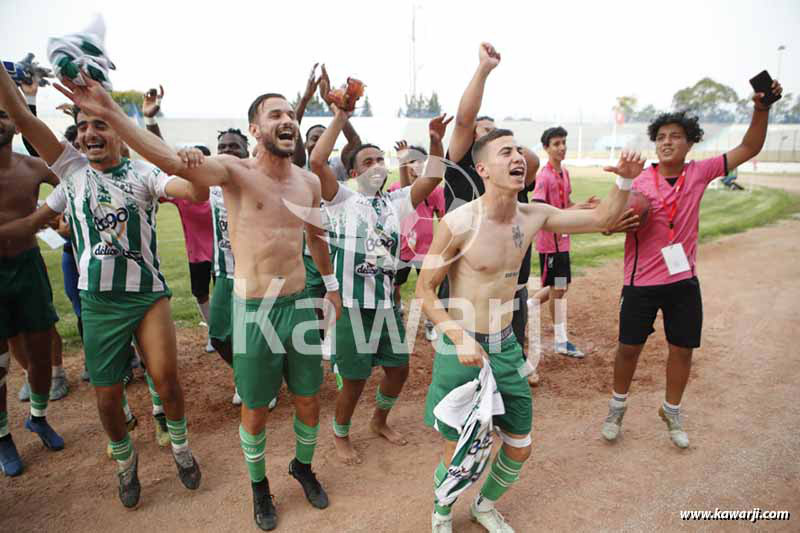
[601,78,783,449]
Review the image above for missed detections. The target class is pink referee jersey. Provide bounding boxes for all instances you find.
[532,162,572,253]
[167,198,214,264]
[387,182,445,262]
[623,155,727,286]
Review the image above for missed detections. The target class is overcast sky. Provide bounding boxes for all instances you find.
[2,0,798,122]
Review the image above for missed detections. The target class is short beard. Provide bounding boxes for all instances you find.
[0,132,14,148]
[262,137,294,159]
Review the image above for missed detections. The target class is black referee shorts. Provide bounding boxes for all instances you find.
[189,261,213,300]
[539,251,571,287]
[619,277,703,348]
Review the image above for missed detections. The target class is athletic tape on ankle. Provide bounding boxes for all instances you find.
[30,392,48,417]
[375,389,398,410]
[496,428,531,448]
[332,418,351,438]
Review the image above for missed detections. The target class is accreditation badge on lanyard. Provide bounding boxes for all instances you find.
[655,167,690,275]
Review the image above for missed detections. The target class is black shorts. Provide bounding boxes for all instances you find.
[394,264,421,287]
[189,261,213,300]
[510,286,528,355]
[619,277,703,348]
[539,252,571,287]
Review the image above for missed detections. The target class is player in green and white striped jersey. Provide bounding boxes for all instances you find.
[63,81,342,529]
[310,100,450,465]
[0,66,206,508]
[208,128,246,406]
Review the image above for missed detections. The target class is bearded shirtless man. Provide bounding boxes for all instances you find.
[54,75,342,531]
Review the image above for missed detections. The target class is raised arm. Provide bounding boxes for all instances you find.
[295,63,319,125]
[542,151,644,234]
[410,114,452,208]
[309,106,347,202]
[318,64,361,167]
[0,68,64,164]
[726,79,783,170]
[448,43,500,163]
[395,141,411,187]
[54,75,231,187]
[142,85,164,140]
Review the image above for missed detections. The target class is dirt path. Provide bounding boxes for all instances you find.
[3,221,799,533]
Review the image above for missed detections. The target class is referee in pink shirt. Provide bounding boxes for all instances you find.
[601,79,783,448]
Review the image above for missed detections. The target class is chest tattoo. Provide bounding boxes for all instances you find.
[512,224,523,249]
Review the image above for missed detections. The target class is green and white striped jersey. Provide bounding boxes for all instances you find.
[326,184,414,309]
[210,186,234,279]
[46,143,173,292]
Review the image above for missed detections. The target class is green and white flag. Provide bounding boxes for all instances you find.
[47,14,115,91]
[433,363,504,507]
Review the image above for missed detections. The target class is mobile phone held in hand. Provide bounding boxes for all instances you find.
[2,60,26,84]
[749,70,781,107]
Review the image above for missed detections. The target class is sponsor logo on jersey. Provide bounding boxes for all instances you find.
[219,238,232,250]
[92,242,143,263]
[355,262,379,277]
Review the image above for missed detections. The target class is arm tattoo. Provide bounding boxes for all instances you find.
[512,224,523,249]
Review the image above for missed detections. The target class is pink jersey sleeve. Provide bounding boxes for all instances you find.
[532,172,549,202]
[695,155,727,185]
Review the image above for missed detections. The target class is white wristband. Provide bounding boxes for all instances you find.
[25,94,36,106]
[616,177,633,191]
[322,274,339,292]
[144,116,157,126]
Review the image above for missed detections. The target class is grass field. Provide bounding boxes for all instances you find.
[36,173,800,350]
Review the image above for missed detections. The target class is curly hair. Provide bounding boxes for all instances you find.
[217,128,249,147]
[648,111,704,143]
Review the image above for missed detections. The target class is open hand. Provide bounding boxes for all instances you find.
[429,113,453,144]
[577,195,600,209]
[394,140,409,161]
[142,85,164,118]
[603,208,640,235]
[603,150,645,180]
[53,72,116,118]
[303,63,320,100]
[318,64,332,105]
